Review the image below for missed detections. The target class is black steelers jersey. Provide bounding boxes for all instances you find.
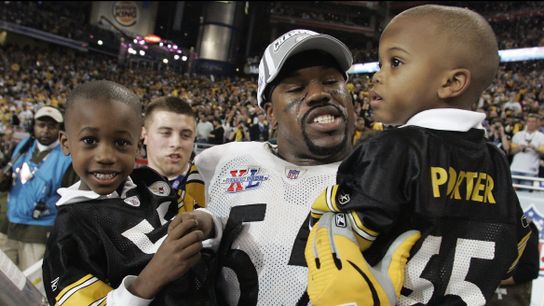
[42,167,205,306]
[335,126,531,306]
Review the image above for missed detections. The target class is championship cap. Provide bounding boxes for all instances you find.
[34,106,63,123]
[257,29,353,108]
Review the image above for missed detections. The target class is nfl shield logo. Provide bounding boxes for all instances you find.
[287,169,300,180]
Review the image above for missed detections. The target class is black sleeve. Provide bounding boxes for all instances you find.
[335,132,419,235]
[512,222,540,284]
[43,206,112,305]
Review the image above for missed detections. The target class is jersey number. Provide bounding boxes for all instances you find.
[121,201,171,254]
[400,235,495,306]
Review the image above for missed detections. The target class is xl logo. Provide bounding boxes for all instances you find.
[223,168,269,193]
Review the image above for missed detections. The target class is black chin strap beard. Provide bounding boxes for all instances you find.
[301,104,349,158]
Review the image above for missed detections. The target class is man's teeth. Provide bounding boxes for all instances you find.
[313,115,336,124]
[94,173,117,180]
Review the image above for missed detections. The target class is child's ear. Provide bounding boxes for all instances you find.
[438,69,471,99]
[59,130,71,156]
[264,103,278,129]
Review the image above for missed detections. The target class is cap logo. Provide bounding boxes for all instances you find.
[272,29,318,52]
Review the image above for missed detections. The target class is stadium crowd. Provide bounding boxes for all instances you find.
[0,3,543,306]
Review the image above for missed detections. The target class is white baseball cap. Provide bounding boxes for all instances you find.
[257,29,353,108]
[34,106,63,123]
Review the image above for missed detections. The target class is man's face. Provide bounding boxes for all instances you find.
[34,117,61,146]
[267,65,355,164]
[143,110,196,178]
[526,117,539,132]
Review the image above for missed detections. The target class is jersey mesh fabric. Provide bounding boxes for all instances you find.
[200,142,339,306]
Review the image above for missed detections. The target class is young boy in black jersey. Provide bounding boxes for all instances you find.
[306,4,531,305]
[42,80,215,305]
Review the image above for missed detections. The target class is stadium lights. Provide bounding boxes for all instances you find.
[163,58,169,64]
[181,55,188,61]
[174,55,180,60]
[97,40,103,46]
[144,34,161,44]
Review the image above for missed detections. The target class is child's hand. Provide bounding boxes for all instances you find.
[129,216,203,299]
[180,210,214,239]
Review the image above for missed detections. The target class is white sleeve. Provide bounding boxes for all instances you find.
[194,143,230,202]
[196,207,224,252]
[106,275,154,306]
[194,144,225,186]
[535,132,544,147]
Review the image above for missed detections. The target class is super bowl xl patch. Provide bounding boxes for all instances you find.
[222,167,269,193]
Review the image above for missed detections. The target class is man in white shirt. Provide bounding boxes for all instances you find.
[510,113,544,186]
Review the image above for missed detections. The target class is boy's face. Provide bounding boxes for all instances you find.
[370,15,447,124]
[142,110,196,179]
[60,99,141,195]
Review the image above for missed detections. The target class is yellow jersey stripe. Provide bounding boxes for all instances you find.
[56,274,93,303]
[57,276,111,306]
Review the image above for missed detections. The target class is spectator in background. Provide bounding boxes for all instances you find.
[232,119,249,142]
[196,114,213,144]
[0,106,75,270]
[510,113,544,185]
[249,114,269,141]
[142,97,204,210]
[503,92,523,115]
[488,118,511,154]
[208,118,225,145]
[352,116,376,145]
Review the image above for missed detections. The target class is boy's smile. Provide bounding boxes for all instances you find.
[60,99,142,195]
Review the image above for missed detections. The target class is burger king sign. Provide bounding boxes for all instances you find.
[113,1,138,27]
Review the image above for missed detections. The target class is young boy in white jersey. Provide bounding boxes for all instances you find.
[42,80,215,305]
[306,4,531,306]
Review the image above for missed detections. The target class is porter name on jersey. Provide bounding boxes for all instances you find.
[430,166,496,204]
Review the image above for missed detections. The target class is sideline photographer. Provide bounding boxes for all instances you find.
[0,106,76,270]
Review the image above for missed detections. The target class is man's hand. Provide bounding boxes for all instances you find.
[305,212,420,306]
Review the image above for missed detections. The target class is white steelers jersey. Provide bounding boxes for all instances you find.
[195,141,339,306]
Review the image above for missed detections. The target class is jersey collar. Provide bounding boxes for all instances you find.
[401,108,485,132]
[57,177,137,206]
